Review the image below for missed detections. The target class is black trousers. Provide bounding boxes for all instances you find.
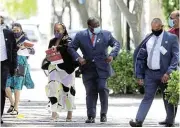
[1,60,9,117]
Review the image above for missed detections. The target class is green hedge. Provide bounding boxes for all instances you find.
[108,50,137,94]
[165,70,180,106]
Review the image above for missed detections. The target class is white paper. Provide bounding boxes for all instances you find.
[17,48,30,56]
[160,46,167,55]
[23,40,34,45]
[51,59,64,65]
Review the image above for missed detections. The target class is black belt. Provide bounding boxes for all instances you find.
[149,68,160,72]
[85,59,95,63]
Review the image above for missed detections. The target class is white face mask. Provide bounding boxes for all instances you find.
[93,26,101,34]
[168,18,175,28]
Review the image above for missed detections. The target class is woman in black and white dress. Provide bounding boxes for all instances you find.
[45,23,78,121]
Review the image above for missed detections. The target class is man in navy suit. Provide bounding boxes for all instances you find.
[159,10,179,126]
[68,17,120,123]
[129,18,179,127]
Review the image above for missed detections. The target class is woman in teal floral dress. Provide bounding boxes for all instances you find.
[5,23,35,115]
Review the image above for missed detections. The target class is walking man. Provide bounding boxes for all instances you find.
[129,18,179,127]
[159,10,180,126]
[68,17,120,123]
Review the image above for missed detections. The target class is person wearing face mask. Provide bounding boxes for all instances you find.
[45,23,78,121]
[0,15,17,124]
[68,17,120,123]
[158,10,180,127]
[5,23,35,116]
[129,18,179,127]
[168,10,179,38]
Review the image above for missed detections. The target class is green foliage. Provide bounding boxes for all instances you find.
[165,70,180,106]
[1,0,37,18]
[161,0,179,21]
[108,50,137,94]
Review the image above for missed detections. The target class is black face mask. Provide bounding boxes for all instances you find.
[152,29,163,36]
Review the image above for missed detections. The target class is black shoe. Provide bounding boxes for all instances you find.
[85,117,95,123]
[165,123,175,127]
[7,105,14,113]
[10,109,18,115]
[1,119,3,124]
[159,120,167,125]
[100,114,107,122]
[129,119,142,127]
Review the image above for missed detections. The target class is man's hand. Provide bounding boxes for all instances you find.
[105,56,113,63]
[137,79,144,86]
[161,73,169,83]
[78,57,86,66]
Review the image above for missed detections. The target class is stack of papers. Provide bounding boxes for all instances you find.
[45,48,64,64]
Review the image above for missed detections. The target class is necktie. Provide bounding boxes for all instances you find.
[147,37,158,69]
[91,33,95,46]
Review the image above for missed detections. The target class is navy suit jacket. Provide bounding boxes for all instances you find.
[68,29,120,80]
[134,31,179,79]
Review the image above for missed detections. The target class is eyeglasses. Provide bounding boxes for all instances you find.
[169,17,176,20]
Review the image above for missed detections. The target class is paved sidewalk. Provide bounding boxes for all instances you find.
[1,70,180,127]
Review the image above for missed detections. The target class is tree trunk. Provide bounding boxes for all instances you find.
[115,0,143,47]
[66,0,72,29]
[109,0,123,46]
[85,0,99,19]
[71,0,89,28]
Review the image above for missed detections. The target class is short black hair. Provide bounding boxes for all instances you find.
[87,17,99,26]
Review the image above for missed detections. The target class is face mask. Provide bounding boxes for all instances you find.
[152,29,163,36]
[54,33,63,39]
[168,18,175,28]
[14,32,21,38]
[93,27,101,34]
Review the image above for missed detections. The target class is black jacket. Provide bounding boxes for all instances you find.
[48,37,78,74]
[3,29,17,73]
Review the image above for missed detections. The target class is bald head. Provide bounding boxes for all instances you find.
[151,18,164,36]
[170,10,180,18]
[151,18,163,31]
[170,10,180,28]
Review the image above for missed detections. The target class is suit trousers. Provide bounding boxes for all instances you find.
[82,66,109,118]
[1,60,9,117]
[136,69,175,124]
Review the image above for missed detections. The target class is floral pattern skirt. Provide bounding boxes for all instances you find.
[6,55,34,90]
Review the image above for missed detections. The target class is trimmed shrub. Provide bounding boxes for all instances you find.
[165,70,180,106]
[108,50,137,94]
